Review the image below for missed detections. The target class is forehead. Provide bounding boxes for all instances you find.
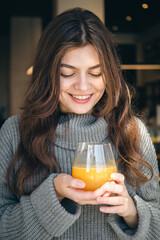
[61,45,100,66]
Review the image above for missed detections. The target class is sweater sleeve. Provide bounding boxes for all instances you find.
[0,116,81,240]
[107,119,160,240]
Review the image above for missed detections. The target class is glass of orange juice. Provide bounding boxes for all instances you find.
[72,142,117,191]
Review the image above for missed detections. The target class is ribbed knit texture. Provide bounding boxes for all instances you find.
[0,114,160,240]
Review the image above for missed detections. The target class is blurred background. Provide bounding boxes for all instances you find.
[0,0,160,163]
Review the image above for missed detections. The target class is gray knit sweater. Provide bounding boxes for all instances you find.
[0,114,160,240]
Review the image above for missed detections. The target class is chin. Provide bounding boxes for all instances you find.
[61,105,93,114]
[72,109,92,115]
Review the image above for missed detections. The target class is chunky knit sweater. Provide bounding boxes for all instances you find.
[0,114,160,240]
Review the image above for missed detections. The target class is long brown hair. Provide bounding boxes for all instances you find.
[7,8,153,196]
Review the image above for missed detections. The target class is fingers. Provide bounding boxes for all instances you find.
[110,173,125,185]
[61,174,86,189]
[54,173,86,202]
[70,184,112,205]
[67,189,101,205]
[70,178,86,189]
[100,205,124,214]
[69,183,111,204]
[97,196,128,206]
[102,182,124,195]
[93,184,109,197]
[54,173,127,206]
[99,197,132,217]
[59,174,100,204]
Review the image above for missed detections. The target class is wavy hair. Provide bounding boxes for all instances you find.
[7,8,153,195]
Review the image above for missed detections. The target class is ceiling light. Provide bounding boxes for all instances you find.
[142,3,149,9]
[121,64,160,70]
[125,16,132,21]
[112,25,118,31]
[26,66,33,75]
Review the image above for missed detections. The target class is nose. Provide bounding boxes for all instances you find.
[74,74,91,91]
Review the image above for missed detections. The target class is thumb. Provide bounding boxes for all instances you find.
[64,174,85,189]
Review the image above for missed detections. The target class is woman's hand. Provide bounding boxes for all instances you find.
[96,173,138,228]
[54,173,138,228]
[53,173,107,204]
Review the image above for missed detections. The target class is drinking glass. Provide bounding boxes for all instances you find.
[72,142,117,191]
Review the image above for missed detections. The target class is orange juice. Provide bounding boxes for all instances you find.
[72,166,117,191]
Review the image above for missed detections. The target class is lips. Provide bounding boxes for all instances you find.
[70,94,93,103]
[72,95,91,100]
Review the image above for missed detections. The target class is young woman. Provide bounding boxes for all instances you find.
[0,8,160,240]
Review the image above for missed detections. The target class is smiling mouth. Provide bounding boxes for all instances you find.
[69,94,93,103]
[72,95,91,99]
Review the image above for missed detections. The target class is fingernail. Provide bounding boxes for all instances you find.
[100,207,105,212]
[97,197,103,202]
[110,173,116,179]
[78,181,85,188]
[110,181,115,185]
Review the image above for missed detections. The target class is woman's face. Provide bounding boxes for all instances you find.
[59,44,105,114]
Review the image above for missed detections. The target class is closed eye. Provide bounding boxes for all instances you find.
[89,73,102,77]
[61,73,75,78]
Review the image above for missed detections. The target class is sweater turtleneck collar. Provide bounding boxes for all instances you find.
[55,114,109,150]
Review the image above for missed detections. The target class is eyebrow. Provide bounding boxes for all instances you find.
[60,63,101,70]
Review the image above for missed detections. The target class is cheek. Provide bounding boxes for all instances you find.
[60,78,73,91]
[59,79,65,91]
[98,84,105,98]
[97,81,105,92]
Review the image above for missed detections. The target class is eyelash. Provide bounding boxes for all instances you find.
[89,73,102,77]
[60,73,75,78]
[60,73,102,78]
